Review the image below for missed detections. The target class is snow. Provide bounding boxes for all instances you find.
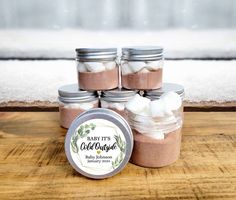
[0,29,236,58]
[164,60,236,102]
[0,60,77,102]
[0,60,235,103]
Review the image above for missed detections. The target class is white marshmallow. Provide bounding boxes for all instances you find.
[64,104,81,109]
[149,98,174,117]
[147,132,165,140]
[128,61,146,73]
[64,103,93,110]
[101,100,109,108]
[139,68,150,73]
[112,102,125,111]
[138,109,151,116]
[125,94,150,114]
[161,91,182,111]
[77,62,87,72]
[162,101,174,116]
[121,62,133,75]
[146,65,160,71]
[146,60,162,70]
[104,62,116,70]
[149,99,165,117]
[79,102,94,110]
[134,116,155,128]
[162,115,177,123]
[84,62,106,72]
[101,101,125,111]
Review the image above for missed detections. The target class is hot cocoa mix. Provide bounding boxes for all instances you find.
[59,102,98,129]
[122,69,162,90]
[60,107,85,129]
[130,128,182,167]
[79,68,119,90]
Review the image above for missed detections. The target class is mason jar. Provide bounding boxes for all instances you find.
[121,46,164,90]
[76,48,119,91]
[100,89,137,118]
[58,84,99,129]
[126,83,184,167]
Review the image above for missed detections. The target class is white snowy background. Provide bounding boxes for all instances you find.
[0,58,236,103]
[0,29,236,59]
[0,30,236,104]
[0,0,236,104]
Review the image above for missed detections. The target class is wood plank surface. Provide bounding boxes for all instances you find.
[0,112,236,200]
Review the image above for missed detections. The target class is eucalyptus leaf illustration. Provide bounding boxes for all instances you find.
[71,123,96,154]
[114,134,126,153]
[71,134,79,153]
[112,134,126,169]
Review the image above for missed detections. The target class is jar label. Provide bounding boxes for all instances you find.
[70,119,126,176]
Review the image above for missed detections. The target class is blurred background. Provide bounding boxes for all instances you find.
[0,0,236,59]
[0,0,235,109]
[0,0,236,30]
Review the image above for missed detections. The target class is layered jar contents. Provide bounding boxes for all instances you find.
[121,46,163,90]
[100,89,137,118]
[125,88,184,167]
[76,48,119,90]
[58,84,99,129]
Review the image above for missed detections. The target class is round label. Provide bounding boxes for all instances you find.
[70,119,127,176]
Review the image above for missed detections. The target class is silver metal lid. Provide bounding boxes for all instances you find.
[58,84,98,103]
[144,83,185,99]
[76,48,117,61]
[65,108,133,179]
[122,46,163,61]
[101,88,137,102]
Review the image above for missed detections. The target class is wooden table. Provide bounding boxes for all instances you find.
[0,112,236,199]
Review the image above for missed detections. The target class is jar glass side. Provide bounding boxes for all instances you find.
[126,98,183,168]
[59,99,99,129]
[100,99,127,118]
[126,105,183,138]
[77,60,119,90]
[120,58,163,90]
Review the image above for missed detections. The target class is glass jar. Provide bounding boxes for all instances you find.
[100,89,137,118]
[76,48,119,91]
[58,84,99,129]
[126,84,184,167]
[121,46,164,90]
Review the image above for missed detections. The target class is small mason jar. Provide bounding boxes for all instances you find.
[127,83,185,167]
[76,48,119,91]
[121,46,164,90]
[100,89,137,118]
[58,84,99,129]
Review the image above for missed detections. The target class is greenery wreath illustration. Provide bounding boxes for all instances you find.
[112,134,126,169]
[71,123,96,153]
[70,122,126,170]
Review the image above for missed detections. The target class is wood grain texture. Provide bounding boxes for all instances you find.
[0,112,236,200]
